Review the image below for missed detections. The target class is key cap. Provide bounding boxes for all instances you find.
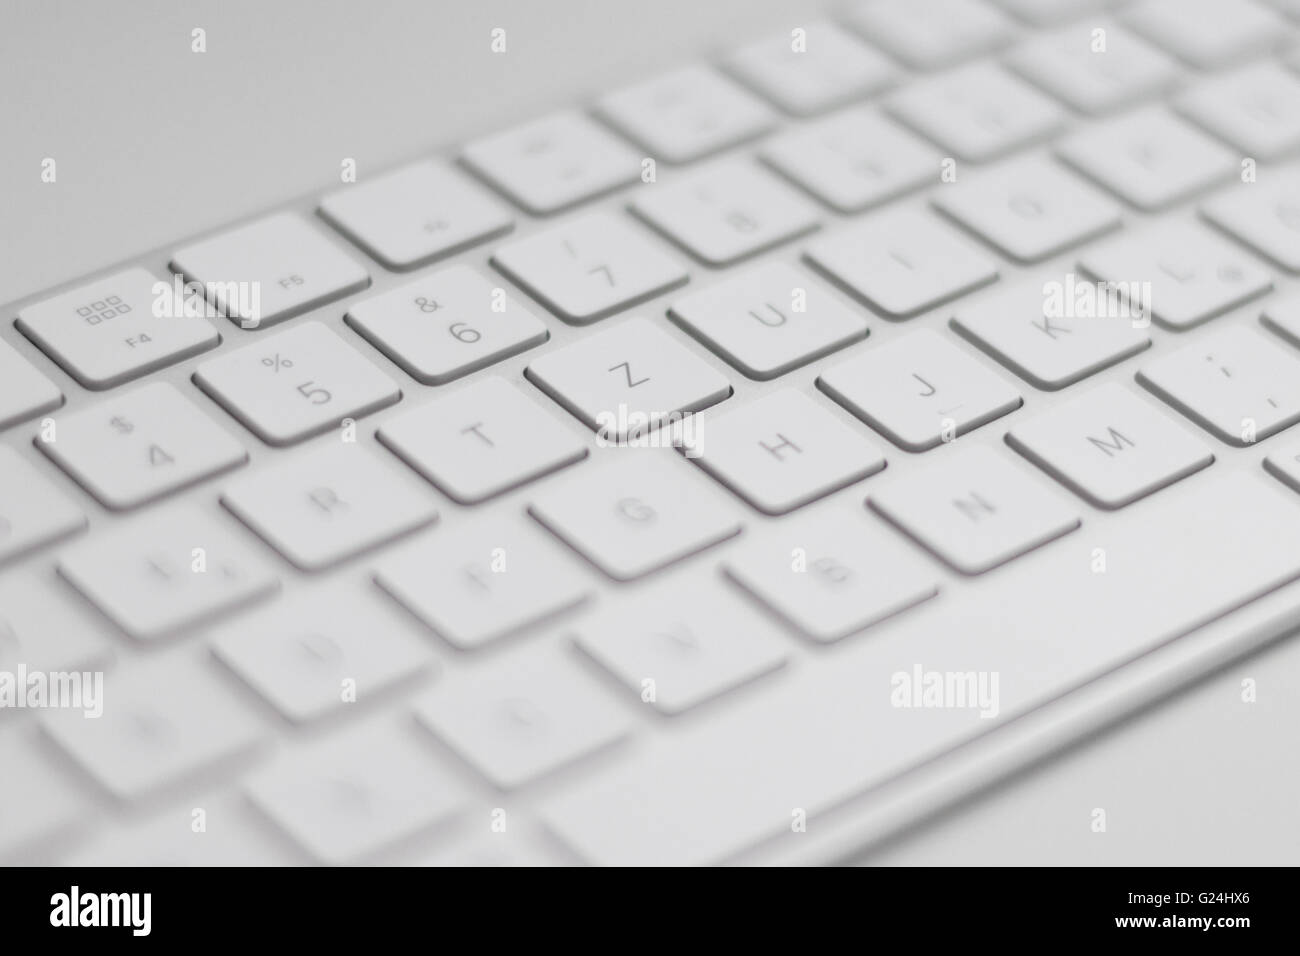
[819,329,1021,451]
[0,447,84,565]
[1263,440,1300,492]
[491,212,687,325]
[529,450,742,581]
[594,65,774,164]
[870,444,1079,573]
[0,570,112,676]
[1079,224,1272,330]
[64,802,287,867]
[0,338,61,430]
[37,381,247,510]
[378,376,587,504]
[416,830,555,867]
[461,110,641,215]
[574,578,788,715]
[951,276,1151,390]
[760,108,939,213]
[1177,64,1300,159]
[805,207,999,318]
[345,264,548,385]
[684,389,886,515]
[1057,107,1237,211]
[193,320,401,445]
[16,267,219,388]
[374,515,591,650]
[932,157,1121,263]
[846,0,1014,70]
[0,731,89,860]
[414,645,630,789]
[171,212,369,330]
[525,317,731,440]
[1262,292,1300,344]
[724,20,896,116]
[1137,324,1300,445]
[993,0,1120,26]
[886,63,1064,163]
[1202,172,1300,273]
[724,505,938,643]
[318,160,513,270]
[1007,383,1215,508]
[57,506,279,640]
[1126,0,1284,68]
[631,162,819,267]
[221,445,437,571]
[668,262,868,380]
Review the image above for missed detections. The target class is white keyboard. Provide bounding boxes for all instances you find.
[5,0,1300,867]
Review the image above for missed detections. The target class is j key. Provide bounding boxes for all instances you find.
[0,570,112,676]
[0,338,61,430]
[1177,63,1300,159]
[846,0,1014,70]
[1126,0,1284,69]
[1202,173,1300,273]
[0,447,85,565]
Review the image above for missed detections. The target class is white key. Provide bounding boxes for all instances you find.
[0,731,89,860]
[1007,383,1215,508]
[805,208,999,318]
[0,570,112,676]
[667,262,868,380]
[221,445,437,571]
[525,317,731,440]
[846,0,1014,69]
[194,320,401,445]
[345,265,548,385]
[318,160,513,270]
[994,0,1122,26]
[1262,292,1300,344]
[16,267,218,389]
[529,450,742,581]
[414,645,630,789]
[760,109,939,213]
[684,389,886,515]
[491,212,687,325]
[1263,439,1300,492]
[574,579,788,715]
[212,587,433,723]
[1079,224,1272,330]
[63,803,286,867]
[1138,324,1300,445]
[819,329,1022,450]
[1058,108,1236,211]
[461,111,641,215]
[886,63,1064,163]
[57,506,279,640]
[171,212,369,330]
[0,447,84,565]
[951,276,1151,390]
[378,376,587,504]
[1126,0,1284,68]
[1177,64,1300,159]
[1202,172,1300,273]
[594,66,774,164]
[375,516,591,650]
[37,382,247,510]
[725,20,896,116]
[0,338,61,431]
[416,830,554,867]
[933,157,1121,263]
[870,444,1080,573]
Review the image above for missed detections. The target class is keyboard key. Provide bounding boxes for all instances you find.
[171,213,369,330]
[1177,64,1300,159]
[886,63,1064,163]
[993,0,1112,24]
[57,506,279,640]
[318,160,513,270]
[378,376,587,504]
[63,803,285,867]
[594,66,774,164]
[932,157,1121,263]
[0,338,61,430]
[0,570,112,675]
[1007,383,1215,508]
[870,444,1080,573]
[631,162,819,266]
[345,264,548,385]
[668,262,868,380]
[684,389,886,515]
[37,382,247,510]
[491,212,687,325]
[1126,0,1284,68]
[529,450,742,581]
[760,108,938,213]
[374,516,591,650]
[194,320,401,445]
[1138,324,1300,445]
[0,447,84,565]
[805,208,998,318]
[1262,292,1300,343]
[573,579,788,715]
[819,329,1022,450]
[846,0,1014,69]
[16,267,219,389]
[1203,173,1300,273]
[221,445,437,571]
[1263,440,1300,492]
[0,731,89,860]
[461,110,641,215]
[525,317,730,440]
